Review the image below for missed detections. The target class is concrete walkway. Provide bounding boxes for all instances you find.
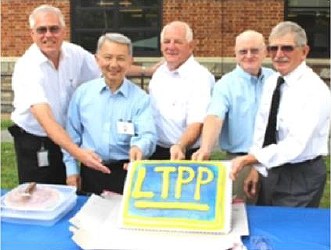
[1,130,13,142]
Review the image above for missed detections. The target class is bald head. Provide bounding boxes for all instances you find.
[235,30,265,51]
[234,30,267,76]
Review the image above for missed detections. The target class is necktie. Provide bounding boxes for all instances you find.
[262,76,285,147]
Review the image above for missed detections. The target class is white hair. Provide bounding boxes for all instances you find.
[29,5,65,29]
[96,33,133,56]
[160,21,193,43]
[269,21,307,47]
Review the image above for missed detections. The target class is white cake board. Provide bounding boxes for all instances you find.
[69,195,249,250]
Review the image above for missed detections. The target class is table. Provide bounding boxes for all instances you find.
[1,194,330,250]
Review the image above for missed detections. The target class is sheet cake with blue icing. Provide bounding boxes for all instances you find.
[120,160,232,233]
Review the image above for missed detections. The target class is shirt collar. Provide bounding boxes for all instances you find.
[31,42,68,66]
[236,65,264,83]
[164,55,195,77]
[282,61,307,86]
[99,77,130,98]
[31,44,49,65]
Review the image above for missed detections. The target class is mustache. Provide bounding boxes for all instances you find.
[273,59,289,63]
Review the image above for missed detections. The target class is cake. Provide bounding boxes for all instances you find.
[120,160,232,233]
[4,184,62,210]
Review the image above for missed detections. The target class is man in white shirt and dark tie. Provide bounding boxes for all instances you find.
[230,21,331,207]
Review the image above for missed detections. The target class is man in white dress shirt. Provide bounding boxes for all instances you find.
[148,21,215,160]
[9,5,159,185]
[230,21,331,207]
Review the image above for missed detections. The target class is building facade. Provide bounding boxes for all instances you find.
[2,0,330,58]
[1,0,329,114]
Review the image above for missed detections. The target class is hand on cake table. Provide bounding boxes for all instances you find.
[170,144,186,160]
[191,148,211,161]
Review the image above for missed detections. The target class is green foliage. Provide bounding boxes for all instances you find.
[1,119,13,130]
[210,151,227,160]
[1,142,19,189]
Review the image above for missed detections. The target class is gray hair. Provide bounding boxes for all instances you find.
[96,33,133,56]
[235,30,265,50]
[29,5,65,29]
[160,21,193,43]
[269,21,307,47]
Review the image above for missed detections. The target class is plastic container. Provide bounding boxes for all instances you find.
[1,184,77,226]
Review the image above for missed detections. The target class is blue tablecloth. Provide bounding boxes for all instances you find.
[1,193,330,250]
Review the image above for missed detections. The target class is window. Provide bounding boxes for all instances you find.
[70,0,162,56]
[286,0,330,58]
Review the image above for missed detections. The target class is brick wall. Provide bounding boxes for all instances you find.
[1,0,70,57]
[4,1,327,81]
[163,0,284,57]
[1,0,283,58]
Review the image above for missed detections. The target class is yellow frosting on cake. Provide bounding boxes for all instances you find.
[132,166,154,199]
[121,160,230,233]
[134,201,209,211]
[154,166,176,199]
[175,166,195,199]
[194,167,213,200]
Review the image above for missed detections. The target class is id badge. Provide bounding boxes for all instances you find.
[37,148,49,167]
[117,121,135,135]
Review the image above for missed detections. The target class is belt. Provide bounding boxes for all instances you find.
[8,124,47,138]
[282,156,322,168]
[296,156,322,164]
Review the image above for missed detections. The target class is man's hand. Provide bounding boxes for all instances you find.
[124,146,143,170]
[170,144,185,160]
[191,148,210,161]
[77,148,110,174]
[243,167,259,199]
[130,146,143,162]
[30,103,110,174]
[66,174,81,189]
[231,154,258,180]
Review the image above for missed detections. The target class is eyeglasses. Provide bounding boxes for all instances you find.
[267,45,298,54]
[237,48,260,55]
[35,25,61,35]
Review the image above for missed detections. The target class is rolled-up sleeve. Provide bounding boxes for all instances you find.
[63,90,83,176]
[130,95,157,157]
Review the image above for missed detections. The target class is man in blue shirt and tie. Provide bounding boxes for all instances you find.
[192,30,274,202]
[63,33,157,194]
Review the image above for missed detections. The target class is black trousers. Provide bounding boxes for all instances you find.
[149,145,198,160]
[81,160,128,195]
[9,125,66,185]
[257,156,326,208]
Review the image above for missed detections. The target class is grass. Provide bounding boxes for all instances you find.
[1,119,330,208]
[1,118,13,130]
[1,142,19,189]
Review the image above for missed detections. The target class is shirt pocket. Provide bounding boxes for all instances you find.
[167,99,187,123]
[117,133,132,145]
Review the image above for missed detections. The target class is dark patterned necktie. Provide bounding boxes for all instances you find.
[263,76,285,147]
